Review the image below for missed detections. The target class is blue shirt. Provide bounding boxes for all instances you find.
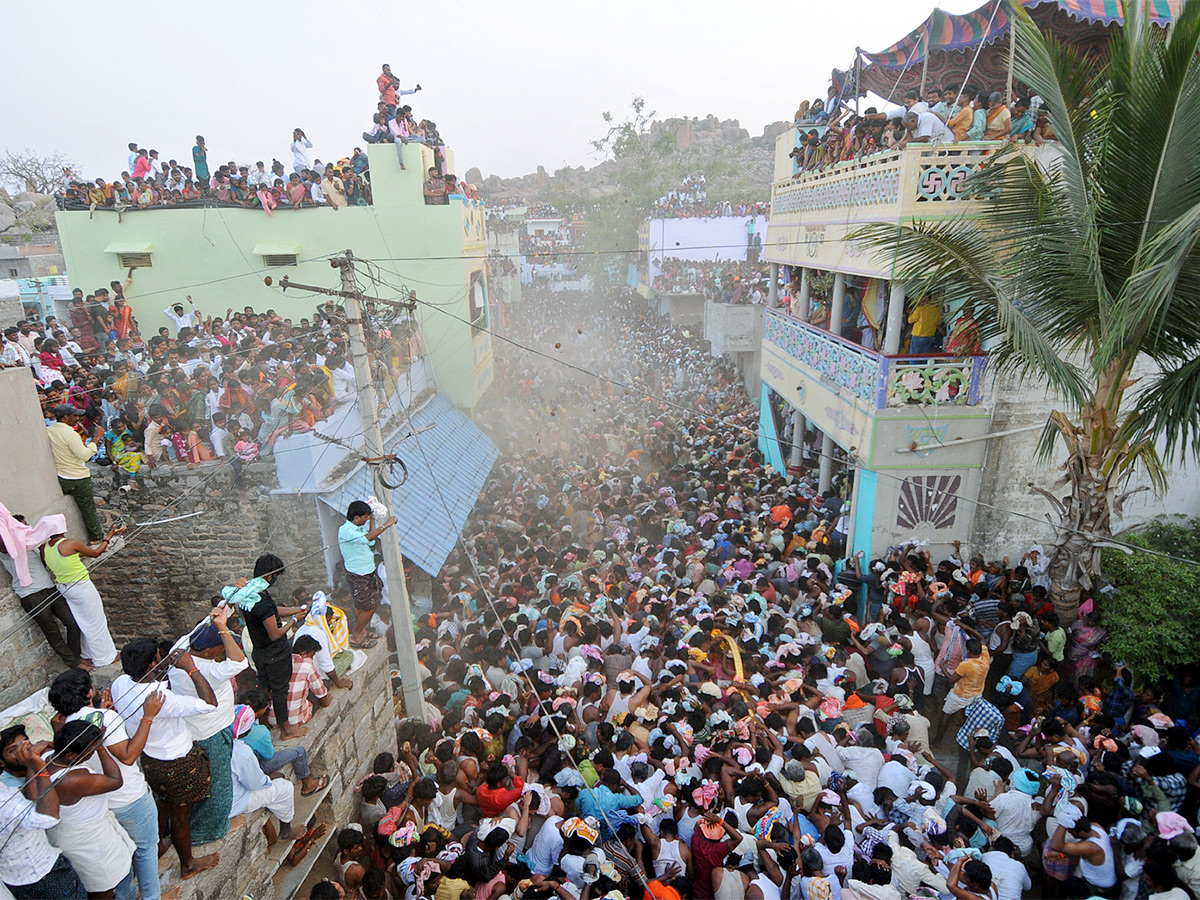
[242,722,274,761]
[576,785,642,840]
[338,519,376,575]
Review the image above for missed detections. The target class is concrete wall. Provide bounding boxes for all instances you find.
[88,463,329,646]
[0,368,85,710]
[645,215,769,274]
[971,363,1200,556]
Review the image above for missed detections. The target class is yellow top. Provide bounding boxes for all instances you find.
[44,539,90,584]
[908,302,943,338]
[46,422,97,480]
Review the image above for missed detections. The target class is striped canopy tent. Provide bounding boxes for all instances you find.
[852,0,1180,103]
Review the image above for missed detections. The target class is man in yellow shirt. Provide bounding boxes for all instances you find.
[46,405,103,541]
[944,639,991,715]
[908,296,943,354]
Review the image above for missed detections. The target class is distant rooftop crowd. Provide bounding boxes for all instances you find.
[789,84,1055,172]
[652,258,771,302]
[652,175,770,219]
[54,63,481,214]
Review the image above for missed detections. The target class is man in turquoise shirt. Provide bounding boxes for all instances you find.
[337,500,397,649]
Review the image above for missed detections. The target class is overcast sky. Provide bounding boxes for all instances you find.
[3,0,984,183]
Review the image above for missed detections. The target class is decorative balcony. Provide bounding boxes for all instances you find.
[765,138,1058,277]
[762,308,987,409]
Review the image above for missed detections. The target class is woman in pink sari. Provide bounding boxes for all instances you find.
[1066,606,1106,682]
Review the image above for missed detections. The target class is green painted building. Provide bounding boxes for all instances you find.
[55,144,493,411]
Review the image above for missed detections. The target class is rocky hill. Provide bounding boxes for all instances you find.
[468,115,792,206]
[0,189,57,240]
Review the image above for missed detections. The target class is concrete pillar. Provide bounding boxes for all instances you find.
[789,408,805,468]
[798,268,811,318]
[819,431,834,493]
[884,281,907,355]
[768,262,779,308]
[829,272,846,336]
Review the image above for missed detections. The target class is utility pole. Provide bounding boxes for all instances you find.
[269,251,426,721]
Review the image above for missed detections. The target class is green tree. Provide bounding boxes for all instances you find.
[856,2,1200,621]
[1101,518,1200,681]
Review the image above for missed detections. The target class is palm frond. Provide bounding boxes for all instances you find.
[1123,353,1200,464]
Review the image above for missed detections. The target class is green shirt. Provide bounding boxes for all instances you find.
[1045,627,1067,662]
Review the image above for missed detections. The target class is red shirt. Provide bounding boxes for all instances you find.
[377,72,397,107]
[476,776,524,817]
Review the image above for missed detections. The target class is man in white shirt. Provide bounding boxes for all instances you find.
[1,327,32,368]
[49,667,164,900]
[982,838,1032,900]
[164,296,200,334]
[330,355,357,404]
[900,110,956,146]
[291,129,313,174]
[110,638,221,880]
[0,724,82,899]
[293,592,355,690]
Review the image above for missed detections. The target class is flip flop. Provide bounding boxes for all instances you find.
[350,635,379,649]
[301,774,329,797]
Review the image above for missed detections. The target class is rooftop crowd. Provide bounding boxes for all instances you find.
[789,84,1054,173]
[652,259,771,303]
[54,63,479,215]
[653,177,770,220]
[278,285,1200,900]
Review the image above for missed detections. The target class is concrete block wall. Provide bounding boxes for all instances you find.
[89,464,329,645]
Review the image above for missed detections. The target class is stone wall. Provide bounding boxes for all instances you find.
[89,462,330,645]
[158,640,398,900]
[0,369,85,711]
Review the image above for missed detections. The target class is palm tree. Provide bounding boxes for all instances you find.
[856,1,1200,622]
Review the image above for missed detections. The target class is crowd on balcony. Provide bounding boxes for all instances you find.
[789,84,1055,173]
[652,175,771,219]
[288,284,1200,900]
[653,258,771,303]
[0,284,422,522]
[781,270,982,358]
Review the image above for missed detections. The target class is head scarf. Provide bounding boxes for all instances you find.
[230,704,256,739]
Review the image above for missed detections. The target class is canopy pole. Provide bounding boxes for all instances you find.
[919,34,929,93]
[1006,1,1017,99]
[855,50,862,116]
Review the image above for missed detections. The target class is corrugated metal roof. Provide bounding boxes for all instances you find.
[317,394,498,576]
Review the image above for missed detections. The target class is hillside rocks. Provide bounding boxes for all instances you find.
[479,116,790,205]
[0,189,56,236]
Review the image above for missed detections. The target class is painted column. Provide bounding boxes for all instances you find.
[884,281,906,355]
[768,262,779,308]
[798,268,811,318]
[829,272,846,336]
[819,431,833,493]
[789,407,805,468]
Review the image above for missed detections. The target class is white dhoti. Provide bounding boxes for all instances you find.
[60,579,118,666]
[244,778,295,824]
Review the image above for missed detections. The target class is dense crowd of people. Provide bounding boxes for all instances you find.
[0,282,424,536]
[789,85,1054,173]
[301,287,1200,900]
[4,280,1199,900]
[653,259,771,303]
[652,177,769,220]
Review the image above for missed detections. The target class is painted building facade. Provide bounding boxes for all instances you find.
[55,143,493,412]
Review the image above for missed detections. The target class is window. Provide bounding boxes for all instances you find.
[6,268,16,277]
[118,253,152,269]
[263,254,298,267]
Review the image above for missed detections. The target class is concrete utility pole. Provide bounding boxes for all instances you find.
[271,251,426,721]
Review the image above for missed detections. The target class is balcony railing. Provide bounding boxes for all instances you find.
[763,309,987,408]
